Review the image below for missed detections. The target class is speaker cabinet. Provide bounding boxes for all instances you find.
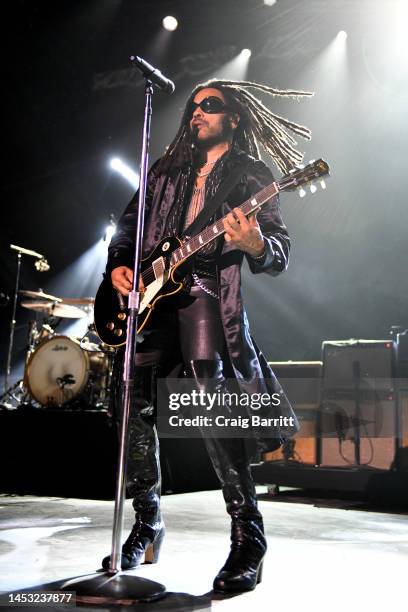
[320,340,397,470]
[395,391,408,471]
[264,361,322,465]
[322,339,394,393]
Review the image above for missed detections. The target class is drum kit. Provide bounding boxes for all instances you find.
[2,289,115,410]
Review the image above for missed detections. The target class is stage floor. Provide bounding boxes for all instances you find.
[0,488,407,611]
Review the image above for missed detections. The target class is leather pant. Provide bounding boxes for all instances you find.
[112,280,262,529]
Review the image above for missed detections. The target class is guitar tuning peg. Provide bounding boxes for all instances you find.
[310,183,317,194]
[320,179,327,190]
[298,187,306,198]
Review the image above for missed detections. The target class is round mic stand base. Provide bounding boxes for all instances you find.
[60,572,166,606]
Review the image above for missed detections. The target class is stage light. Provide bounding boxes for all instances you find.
[162,16,178,31]
[110,157,121,170]
[337,31,347,42]
[264,0,277,6]
[206,48,251,81]
[110,157,139,189]
[104,216,117,243]
[240,49,252,60]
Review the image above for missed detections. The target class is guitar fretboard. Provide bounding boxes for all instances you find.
[170,181,278,266]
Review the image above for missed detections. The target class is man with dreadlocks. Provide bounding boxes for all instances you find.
[102,79,312,592]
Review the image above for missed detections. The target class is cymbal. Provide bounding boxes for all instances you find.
[61,297,95,305]
[19,289,62,302]
[20,301,87,319]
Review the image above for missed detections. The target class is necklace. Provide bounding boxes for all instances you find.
[195,158,218,178]
[185,182,205,228]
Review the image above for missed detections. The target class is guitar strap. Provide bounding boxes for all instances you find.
[181,158,252,239]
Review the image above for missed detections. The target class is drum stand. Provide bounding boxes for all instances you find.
[2,244,51,408]
[0,379,27,408]
[59,70,171,604]
[2,246,38,408]
[2,250,23,407]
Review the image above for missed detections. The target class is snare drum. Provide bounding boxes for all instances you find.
[25,335,109,407]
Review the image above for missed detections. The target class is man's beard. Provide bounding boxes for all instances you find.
[191,116,234,149]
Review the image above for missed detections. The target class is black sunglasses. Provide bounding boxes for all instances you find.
[189,96,230,115]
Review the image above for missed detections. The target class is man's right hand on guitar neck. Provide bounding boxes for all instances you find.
[111,266,145,297]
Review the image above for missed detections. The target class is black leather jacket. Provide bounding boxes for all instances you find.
[107,146,299,458]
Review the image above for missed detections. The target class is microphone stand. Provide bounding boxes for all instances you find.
[59,78,166,604]
[352,360,361,466]
[108,78,153,578]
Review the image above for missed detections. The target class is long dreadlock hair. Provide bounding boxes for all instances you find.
[158,79,314,175]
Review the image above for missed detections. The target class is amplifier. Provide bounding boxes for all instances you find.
[397,330,408,381]
[401,391,408,446]
[320,340,397,470]
[263,425,317,465]
[265,361,322,465]
[322,339,395,395]
[394,391,408,471]
[268,360,322,407]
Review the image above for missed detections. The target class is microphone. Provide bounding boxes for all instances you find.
[129,55,175,94]
[335,410,348,442]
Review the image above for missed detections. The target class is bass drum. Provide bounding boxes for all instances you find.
[25,335,108,407]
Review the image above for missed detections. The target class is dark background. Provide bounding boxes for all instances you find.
[2,0,407,384]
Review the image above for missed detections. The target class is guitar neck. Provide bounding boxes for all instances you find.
[170,181,279,266]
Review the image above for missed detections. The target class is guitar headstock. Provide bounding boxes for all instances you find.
[277,159,330,197]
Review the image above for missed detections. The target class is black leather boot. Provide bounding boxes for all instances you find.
[102,365,165,571]
[208,437,266,593]
[212,511,265,592]
[186,360,266,593]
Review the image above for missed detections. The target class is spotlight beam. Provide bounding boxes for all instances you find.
[110,158,139,189]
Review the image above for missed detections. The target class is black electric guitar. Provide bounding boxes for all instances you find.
[94,159,329,347]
